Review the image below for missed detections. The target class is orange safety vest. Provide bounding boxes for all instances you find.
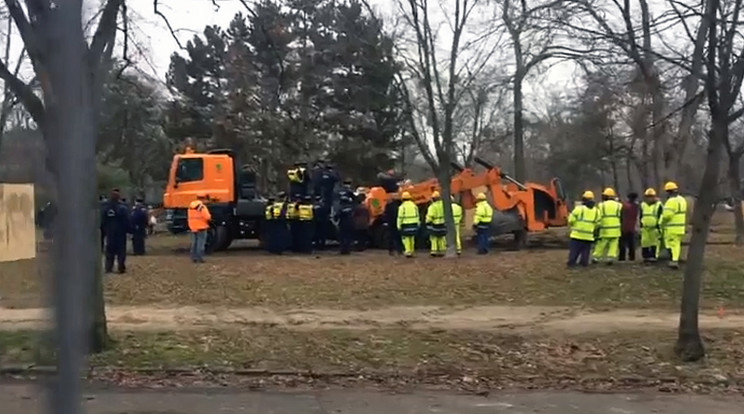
[187,200,211,231]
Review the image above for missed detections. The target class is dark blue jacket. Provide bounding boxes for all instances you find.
[130,205,149,234]
[101,201,130,240]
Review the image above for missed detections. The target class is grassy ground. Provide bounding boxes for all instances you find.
[1,238,743,310]
[2,328,743,391]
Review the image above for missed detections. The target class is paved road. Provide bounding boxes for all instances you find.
[1,383,742,414]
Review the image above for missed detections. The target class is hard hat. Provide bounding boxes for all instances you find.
[664,181,678,191]
[644,188,656,197]
[476,192,487,201]
[602,187,616,197]
[401,191,412,200]
[431,190,441,198]
[582,190,595,200]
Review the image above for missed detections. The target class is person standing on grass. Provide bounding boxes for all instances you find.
[640,188,663,262]
[660,181,687,269]
[130,198,149,255]
[101,189,130,274]
[337,195,355,255]
[425,191,446,257]
[451,196,463,255]
[397,191,420,258]
[567,191,600,267]
[187,193,211,263]
[384,198,402,256]
[472,192,493,255]
[592,187,622,265]
[263,196,276,253]
[619,192,639,261]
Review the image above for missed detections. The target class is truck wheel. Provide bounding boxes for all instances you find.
[370,223,388,249]
[213,225,232,251]
[511,229,528,251]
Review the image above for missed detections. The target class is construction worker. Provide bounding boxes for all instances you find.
[297,195,315,253]
[567,191,600,267]
[270,192,289,254]
[592,187,622,264]
[130,197,148,255]
[451,196,463,255]
[101,189,130,273]
[263,196,276,253]
[660,181,687,268]
[425,191,446,256]
[640,188,663,262]
[187,193,212,263]
[397,191,420,257]
[337,195,355,255]
[286,195,299,252]
[472,192,493,254]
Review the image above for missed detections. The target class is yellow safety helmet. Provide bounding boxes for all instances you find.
[401,191,412,200]
[664,181,678,191]
[431,190,441,199]
[644,188,656,197]
[602,187,616,197]
[582,190,595,200]
[476,192,487,201]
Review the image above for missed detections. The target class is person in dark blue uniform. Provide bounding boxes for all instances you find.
[130,198,149,255]
[320,164,339,206]
[101,189,130,274]
[383,198,402,255]
[297,195,315,253]
[271,192,289,254]
[312,195,328,250]
[336,195,354,255]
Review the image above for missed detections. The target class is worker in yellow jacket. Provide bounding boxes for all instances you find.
[397,191,420,257]
[640,188,663,262]
[425,191,446,256]
[567,190,600,267]
[592,187,623,264]
[472,192,493,254]
[451,196,463,255]
[660,181,687,268]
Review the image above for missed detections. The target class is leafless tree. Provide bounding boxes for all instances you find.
[393,0,497,256]
[675,0,744,361]
[0,10,24,158]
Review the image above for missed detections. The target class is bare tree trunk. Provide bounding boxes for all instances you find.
[728,153,744,245]
[46,3,98,413]
[675,121,725,361]
[513,75,526,181]
[626,154,635,192]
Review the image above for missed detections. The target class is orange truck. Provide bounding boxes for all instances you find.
[163,148,266,251]
[364,157,569,248]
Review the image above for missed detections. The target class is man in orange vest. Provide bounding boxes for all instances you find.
[188,193,212,263]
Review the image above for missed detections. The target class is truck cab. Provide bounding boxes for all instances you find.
[163,149,266,251]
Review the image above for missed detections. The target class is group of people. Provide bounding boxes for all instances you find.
[99,190,152,273]
[567,181,688,269]
[262,180,370,255]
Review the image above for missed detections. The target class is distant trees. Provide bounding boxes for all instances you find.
[165,0,406,188]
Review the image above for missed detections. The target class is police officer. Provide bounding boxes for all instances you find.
[384,198,401,255]
[287,162,308,198]
[286,195,300,252]
[263,196,276,253]
[313,195,328,250]
[336,195,355,255]
[130,197,149,255]
[320,164,339,206]
[298,195,315,253]
[101,189,130,273]
[338,179,354,201]
[271,192,289,254]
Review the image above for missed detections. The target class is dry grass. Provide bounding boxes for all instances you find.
[0,234,743,311]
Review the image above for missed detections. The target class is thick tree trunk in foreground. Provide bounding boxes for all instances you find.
[675,122,725,362]
[727,154,744,245]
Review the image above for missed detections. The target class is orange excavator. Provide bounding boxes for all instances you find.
[364,157,569,248]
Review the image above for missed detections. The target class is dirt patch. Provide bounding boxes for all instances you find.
[2,305,743,334]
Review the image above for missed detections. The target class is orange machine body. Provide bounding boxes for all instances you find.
[163,153,236,209]
[365,161,568,233]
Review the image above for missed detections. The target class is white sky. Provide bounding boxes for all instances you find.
[122,0,579,114]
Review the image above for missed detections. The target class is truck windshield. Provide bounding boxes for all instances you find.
[175,158,204,183]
